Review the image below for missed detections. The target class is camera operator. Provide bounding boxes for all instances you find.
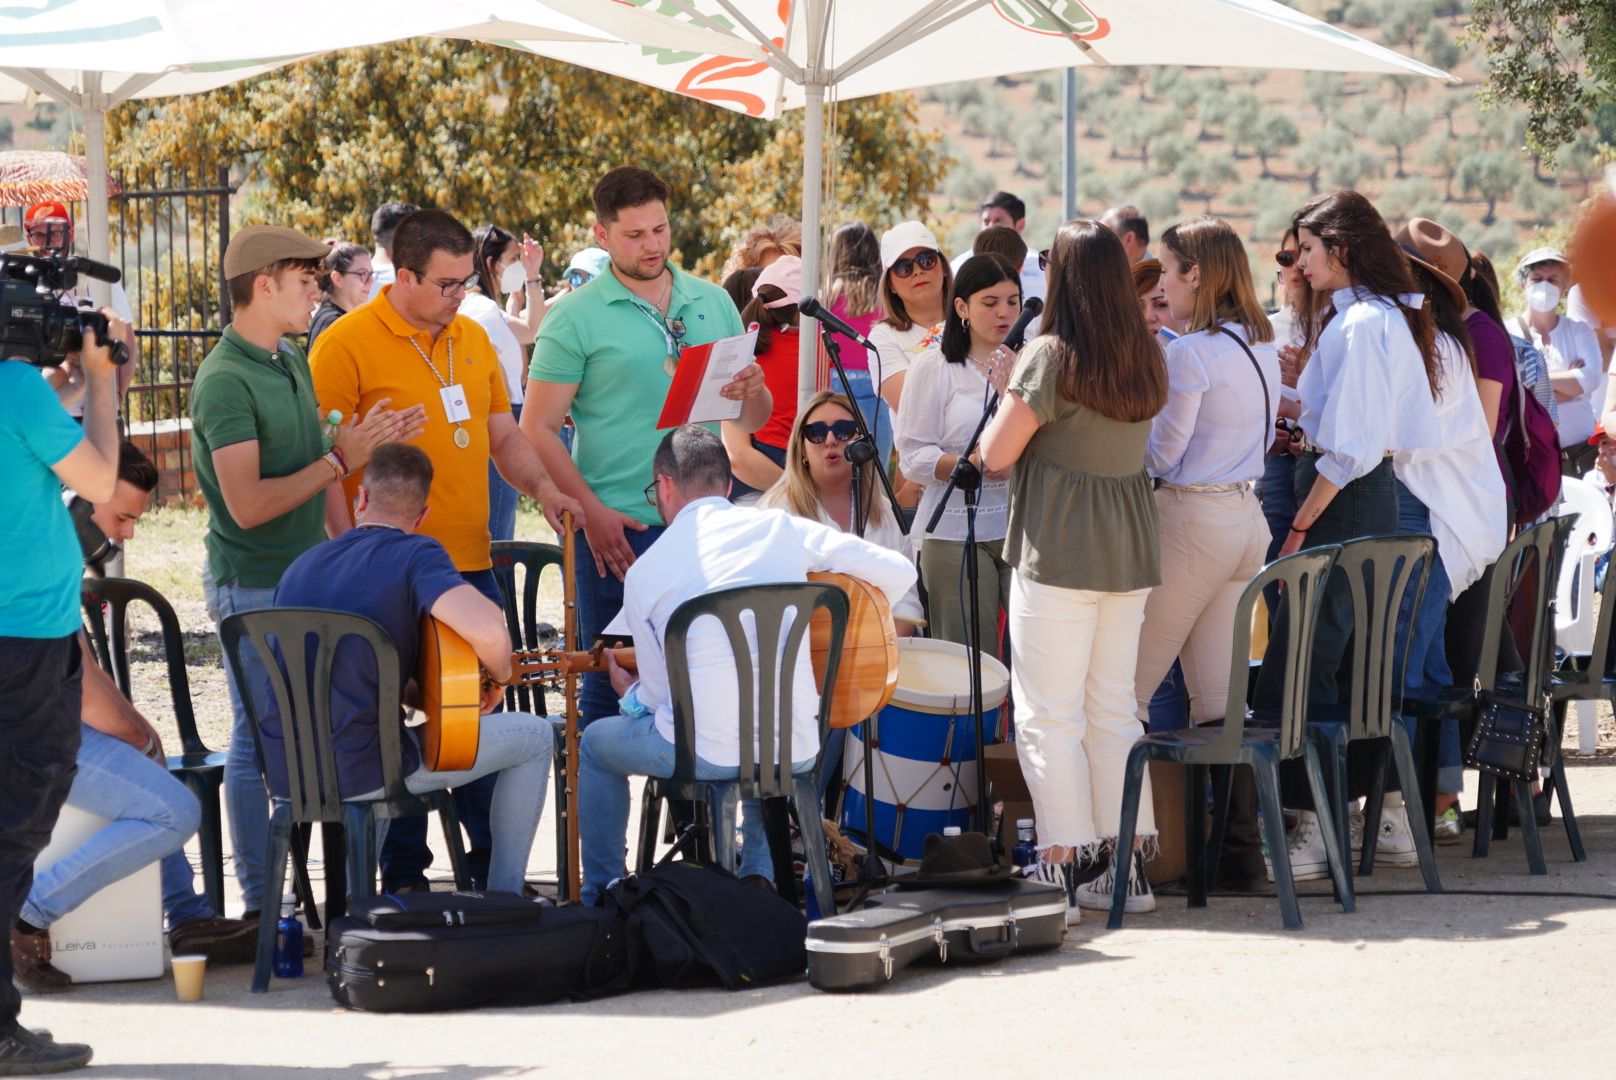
[0,299,124,1074]
[24,202,140,419]
[13,441,259,1004]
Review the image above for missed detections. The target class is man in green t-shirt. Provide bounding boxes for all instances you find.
[189,225,424,918]
[522,166,771,723]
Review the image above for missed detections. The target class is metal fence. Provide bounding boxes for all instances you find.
[113,165,233,501]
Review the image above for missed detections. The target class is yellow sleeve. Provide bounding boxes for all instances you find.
[310,331,361,422]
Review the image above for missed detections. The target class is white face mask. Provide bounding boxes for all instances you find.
[499,260,526,295]
[1525,280,1562,314]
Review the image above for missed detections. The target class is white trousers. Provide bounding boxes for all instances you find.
[1009,571,1154,850]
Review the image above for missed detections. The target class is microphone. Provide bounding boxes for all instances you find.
[798,296,879,352]
[64,255,122,285]
[1002,297,1044,353]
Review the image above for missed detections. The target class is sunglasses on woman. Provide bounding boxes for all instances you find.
[803,419,860,444]
[890,249,941,279]
[1274,250,1297,268]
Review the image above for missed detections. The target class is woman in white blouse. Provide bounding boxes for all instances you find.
[896,254,1020,660]
[1258,190,1445,881]
[1133,217,1278,732]
[871,221,953,417]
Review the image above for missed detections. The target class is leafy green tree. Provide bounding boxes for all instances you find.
[1514,174,1570,225]
[1467,0,1616,163]
[1252,111,1301,180]
[1380,0,1434,52]
[1418,132,1468,200]
[1252,181,1300,240]
[1195,86,1234,141]
[108,40,944,281]
[1303,72,1347,118]
[1176,153,1238,215]
[1344,0,1384,29]
[1222,90,1263,159]
[1422,23,1463,72]
[1370,107,1433,177]
[1110,109,1181,172]
[1152,132,1199,176]
[1457,150,1527,224]
[1134,182,1180,226]
[1295,127,1379,192]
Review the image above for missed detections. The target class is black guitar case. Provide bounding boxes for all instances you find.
[805,877,1066,992]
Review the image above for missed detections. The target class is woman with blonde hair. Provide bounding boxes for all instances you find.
[980,220,1168,923]
[721,215,803,277]
[759,390,920,623]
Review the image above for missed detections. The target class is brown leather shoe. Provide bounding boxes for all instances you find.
[168,916,261,965]
[10,926,72,994]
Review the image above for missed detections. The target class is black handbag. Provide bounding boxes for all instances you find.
[1464,688,1548,784]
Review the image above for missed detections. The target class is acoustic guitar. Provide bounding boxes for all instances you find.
[415,571,900,771]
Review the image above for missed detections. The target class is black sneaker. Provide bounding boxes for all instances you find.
[0,1026,92,1075]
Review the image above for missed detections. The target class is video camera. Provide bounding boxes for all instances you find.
[0,250,128,367]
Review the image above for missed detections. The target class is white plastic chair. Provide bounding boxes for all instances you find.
[1554,476,1615,755]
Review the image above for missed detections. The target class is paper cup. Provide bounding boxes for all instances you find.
[172,954,207,1002]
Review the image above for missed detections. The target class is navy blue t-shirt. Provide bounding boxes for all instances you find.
[266,526,466,799]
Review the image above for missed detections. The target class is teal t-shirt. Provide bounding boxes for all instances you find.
[529,264,743,525]
[0,360,85,638]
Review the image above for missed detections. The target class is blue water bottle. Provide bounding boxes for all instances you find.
[1011,819,1038,872]
[273,892,304,978]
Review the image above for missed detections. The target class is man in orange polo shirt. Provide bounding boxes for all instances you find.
[311,208,582,892]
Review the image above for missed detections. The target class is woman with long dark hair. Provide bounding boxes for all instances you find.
[308,242,372,348]
[895,254,1020,659]
[1257,189,1444,880]
[1381,219,1507,856]
[822,222,892,460]
[467,223,551,541]
[980,220,1168,922]
[898,252,1021,659]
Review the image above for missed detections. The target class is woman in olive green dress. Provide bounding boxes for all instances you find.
[981,219,1168,923]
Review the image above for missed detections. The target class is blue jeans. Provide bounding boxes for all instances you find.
[574,524,665,725]
[1258,453,1298,563]
[577,712,814,905]
[362,711,553,895]
[834,367,893,466]
[1394,480,1461,795]
[1146,661,1190,733]
[487,402,522,544]
[203,563,276,914]
[381,568,501,891]
[23,725,207,929]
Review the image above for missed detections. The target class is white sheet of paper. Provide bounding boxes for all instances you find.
[682,329,758,424]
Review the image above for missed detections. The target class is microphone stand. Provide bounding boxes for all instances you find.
[924,387,1001,842]
[818,324,905,895]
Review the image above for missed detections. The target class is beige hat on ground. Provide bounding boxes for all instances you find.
[224,225,331,278]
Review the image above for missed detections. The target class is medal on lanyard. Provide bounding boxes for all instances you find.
[407,336,472,448]
[636,302,687,376]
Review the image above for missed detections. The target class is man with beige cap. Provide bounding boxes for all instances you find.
[189,225,424,920]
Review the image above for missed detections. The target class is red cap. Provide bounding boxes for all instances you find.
[25,202,70,225]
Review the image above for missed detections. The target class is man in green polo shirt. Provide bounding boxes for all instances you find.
[189,225,424,918]
[522,166,770,722]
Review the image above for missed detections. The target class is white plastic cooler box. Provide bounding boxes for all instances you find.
[33,804,164,982]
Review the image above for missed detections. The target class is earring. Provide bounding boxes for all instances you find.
[962,317,970,330]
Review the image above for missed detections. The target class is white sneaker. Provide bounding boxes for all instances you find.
[1264,809,1331,883]
[1369,804,1420,867]
[1021,860,1080,925]
[1075,851,1156,913]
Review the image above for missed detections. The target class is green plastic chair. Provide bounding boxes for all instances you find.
[635,582,848,918]
[1304,535,1440,898]
[1109,547,1353,931]
[81,576,229,914]
[489,540,575,897]
[221,608,469,992]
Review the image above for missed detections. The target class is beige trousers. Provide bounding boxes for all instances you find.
[1009,571,1153,850]
[1134,486,1269,727]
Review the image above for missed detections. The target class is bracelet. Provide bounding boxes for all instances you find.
[329,445,349,475]
[322,452,346,480]
[525,278,544,287]
[1289,524,1309,534]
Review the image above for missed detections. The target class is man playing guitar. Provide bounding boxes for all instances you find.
[268,444,552,895]
[579,426,917,905]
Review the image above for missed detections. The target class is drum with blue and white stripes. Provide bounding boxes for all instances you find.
[839,639,1009,863]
